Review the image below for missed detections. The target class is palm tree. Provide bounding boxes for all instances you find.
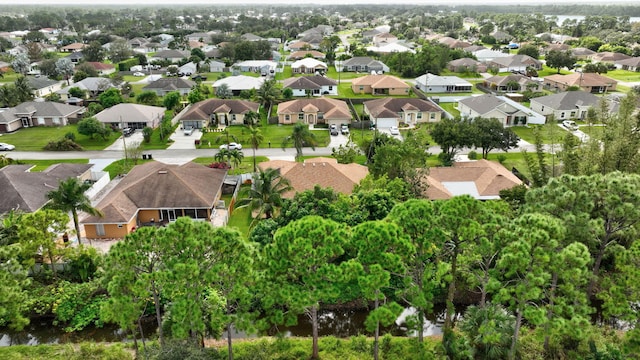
[214,148,231,165]
[282,122,317,160]
[14,76,34,103]
[236,167,292,224]
[256,79,280,113]
[46,177,103,245]
[247,126,264,172]
[0,154,15,168]
[228,149,244,170]
[215,127,238,146]
[244,111,259,126]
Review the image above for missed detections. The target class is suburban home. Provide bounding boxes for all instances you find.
[142,77,196,96]
[571,47,597,60]
[286,40,313,51]
[372,32,398,47]
[592,51,631,64]
[487,54,543,72]
[447,58,487,73]
[438,36,472,49]
[367,42,416,54]
[94,103,166,130]
[178,62,198,76]
[277,98,351,126]
[543,73,617,93]
[614,57,640,71]
[186,31,216,43]
[60,42,87,52]
[282,75,338,96]
[0,163,94,214]
[28,76,64,98]
[298,34,323,49]
[341,57,389,73]
[360,29,381,42]
[258,157,368,198]
[422,159,523,200]
[288,50,326,60]
[543,43,571,54]
[483,74,542,92]
[205,60,225,73]
[213,75,265,96]
[86,62,116,76]
[0,101,85,133]
[458,94,545,126]
[65,51,84,64]
[150,49,189,63]
[291,58,328,74]
[463,45,486,53]
[472,49,510,63]
[233,60,277,76]
[241,33,265,42]
[299,25,334,38]
[530,91,606,121]
[414,73,473,93]
[364,98,444,128]
[82,161,228,240]
[179,99,260,128]
[351,74,410,96]
[56,77,120,100]
[492,31,512,43]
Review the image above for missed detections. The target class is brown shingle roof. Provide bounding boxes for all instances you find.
[544,72,617,87]
[364,98,441,118]
[351,74,409,90]
[277,98,351,120]
[424,160,522,200]
[181,99,260,121]
[82,162,227,224]
[258,157,368,198]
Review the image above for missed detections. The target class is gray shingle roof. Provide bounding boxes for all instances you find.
[364,98,442,118]
[13,101,84,117]
[142,77,196,92]
[531,91,601,110]
[181,99,260,121]
[282,75,337,90]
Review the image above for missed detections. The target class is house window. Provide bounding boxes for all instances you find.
[117,224,123,228]
[232,114,236,121]
[37,117,45,125]
[417,113,422,119]
[359,86,364,90]
[96,224,105,236]
[560,112,565,118]
[430,113,436,119]
[53,117,60,125]
[285,115,290,121]
[197,209,208,219]
[328,86,333,90]
[570,111,576,117]
[541,106,544,112]
[298,114,304,120]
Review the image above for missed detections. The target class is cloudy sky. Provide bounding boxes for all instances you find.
[0,0,638,4]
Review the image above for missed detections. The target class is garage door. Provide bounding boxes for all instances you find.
[375,118,397,128]
[182,120,202,129]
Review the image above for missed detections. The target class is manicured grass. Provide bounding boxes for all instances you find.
[198,124,330,150]
[537,66,572,77]
[226,206,252,237]
[334,83,416,99]
[16,159,89,171]
[601,69,640,82]
[275,66,292,80]
[0,71,22,83]
[511,124,568,145]
[438,102,460,118]
[326,68,367,80]
[139,121,180,150]
[0,125,119,151]
[192,155,269,175]
[580,124,605,141]
[102,158,153,179]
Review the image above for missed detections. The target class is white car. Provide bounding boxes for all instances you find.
[0,142,15,151]
[132,72,146,77]
[562,120,578,131]
[389,126,400,135]
[220,142,243,151]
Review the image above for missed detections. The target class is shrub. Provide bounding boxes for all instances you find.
[44,138,83,151]
[64,132,76,141]
[497,154,507,164]
[467,150,478,160]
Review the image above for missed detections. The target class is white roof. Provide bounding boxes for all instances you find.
[366,43,416,54]
[291,58,327,68]
[442,181,500,200]
[415,73,472,87]
[235,60,277,69]
[213,75,265,90]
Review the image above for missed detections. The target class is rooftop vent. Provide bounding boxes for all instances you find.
[158,170,168,174]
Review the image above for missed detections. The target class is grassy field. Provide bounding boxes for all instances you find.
[602,69,640,82]
[335,83,416,99]
[0,125,119,151]
[198,124,331,150]
[511,124,569,144]
[537,65,572,77]
[15,159,90,171]
[438,102,460,117]
[580,124,605,141]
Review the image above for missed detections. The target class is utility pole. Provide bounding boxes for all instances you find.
[121,116,127,169]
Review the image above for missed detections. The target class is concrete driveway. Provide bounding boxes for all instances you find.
[167,127,202,150]
[104,130,145,151]
[377,127,404,141]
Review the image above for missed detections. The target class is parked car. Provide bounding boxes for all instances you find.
[122,128,134,137]
[341,125,349,135]
[330,124,339,136]
[183,126,194,136]
[389,126,400,135]
[132,72,146,77]
[220,142,242,150]
[0,142,15,151]
[562,120,578,131]
[191,74,207,81]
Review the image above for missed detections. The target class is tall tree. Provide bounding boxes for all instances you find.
[236,167,292,224]
[261,216,349,360]
[247,125,264,172]
[545,50,576,74]
[13,76,34,103]
[471,117,520,159]
[83,40,105,62]
[18,209,69,279]
[256,78,280,111]
[11,53,30,75]
[0,242,30,331]
[281,122,317,160]
[46,177,103,246]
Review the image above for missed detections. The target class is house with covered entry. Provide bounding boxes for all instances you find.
[543,72,617,93]
[529,91,610,121]
[483,74,542,92]
[364,98,444,128]
[277,98,351,126]
[179,99,260,128]
[487,54,542,72]
[0,101,85,133]
[212,75,265,97]
[414,73,473,93]
[340,57,389,73]
[291,58,328,74]
[458,94,545,126]
[351,74,410,96]
[94,103,166,130]
[142,77,196,96]
[282,75,338,96]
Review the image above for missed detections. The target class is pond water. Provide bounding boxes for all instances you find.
[0,307,451,346]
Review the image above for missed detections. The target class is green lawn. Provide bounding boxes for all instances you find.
[511,124,568,145]
[537,66,572,77]
[602,69,640,82]
[0,125,119,151]
[192,155,269,175]
[334,83,416,99]
[226,206,252,237]
[439,103,460,118]
[102,158,153,179]
[198,124,330,150]
[15,159,89,171]
[580,124,605,141]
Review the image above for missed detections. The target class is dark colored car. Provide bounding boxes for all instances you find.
[122,128,134,137]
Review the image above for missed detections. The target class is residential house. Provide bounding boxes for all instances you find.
[415,73,473,93]
[178,62,197,75]
[288,50,326,60]
[205,48,221,59]
[543,72,617,93]
[81,162,228,239]
[60,42,86,52]
[206,60,225,73]
[463,45,486,53]
[0,101,84,133]
[492,31,512,43]
[543,43,571,54]
[27,77,64,98]
[286,41,313,51]
[571,47,596,60]
[258,157,368,199]
[530,91,606,121]
[283,75,338,96]
[447,58,487,73]
[56,77,119,100]
[65,51,84,64]
[291,58,328,74]
[472,48,510,63]
[367,42,416,54]
[351,74,410,96]
[179,99,260,128]
[86,62,116,76]
[298,34,323,49]
[422,159,523,200]
[233,60,277,76]
[186,31,216,43]
[372,32,398,47]
[364,98,443,128]
[277,98,351,126]
[487,54,543,72]
[241,33,265,42]
[212,75,265,96]
[458,94,545,126]
[341,57,389,73]
[299,25,334,38]
[150,49,189,63]
[438,36,472,49]
[592,51,631,64]
[141,77,194,96]
[483,74,542,92]
[0,163,94,214]
[614,57,640,71]
[361,29,381,42]
[94,103,165,130]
